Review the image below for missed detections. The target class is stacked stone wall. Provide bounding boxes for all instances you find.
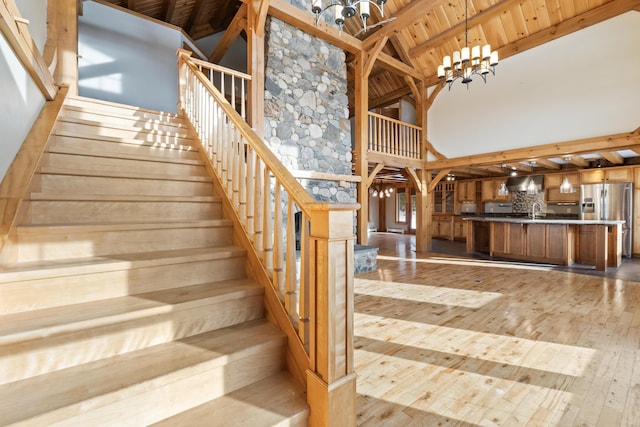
[263,15,355,204]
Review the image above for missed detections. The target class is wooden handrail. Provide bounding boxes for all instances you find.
[177,50,358,423]
[0,0,57,100]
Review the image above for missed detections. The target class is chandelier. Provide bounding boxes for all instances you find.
[437,0,498,89]
[370,184,394,198]
[312,0,387,33]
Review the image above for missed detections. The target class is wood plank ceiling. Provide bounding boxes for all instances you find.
[102,0,640,181]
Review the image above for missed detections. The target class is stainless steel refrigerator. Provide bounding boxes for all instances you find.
[580,182,633,257]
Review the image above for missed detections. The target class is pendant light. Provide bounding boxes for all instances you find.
[559,158,576,194]
[497,165,509,196]
[526,161,538,195]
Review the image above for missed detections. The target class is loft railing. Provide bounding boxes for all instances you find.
[177,50,357,424]
[368,111,422,159]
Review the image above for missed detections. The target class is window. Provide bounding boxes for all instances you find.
[411,194,417,229]
[396,190,407,223]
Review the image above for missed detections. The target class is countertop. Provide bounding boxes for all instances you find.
[463,217,625,225]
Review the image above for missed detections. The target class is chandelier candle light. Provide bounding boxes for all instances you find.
[312,0,387,33]
[438,0,498,89]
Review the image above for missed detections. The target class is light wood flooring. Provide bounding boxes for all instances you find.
[354,233,640,426]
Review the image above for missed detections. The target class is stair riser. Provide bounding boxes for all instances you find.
[61,110,188,135]
[13,341,285,426]
[36,174,213,197]
[63,98,182,123]
[0,256,247,314]
[41,152,207,177]
[16,227,233,262]
[0,295,265,385]
[49,135,202,162]
[55,121,191,141]
[21,201,222,225]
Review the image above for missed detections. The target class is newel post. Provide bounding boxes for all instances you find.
[307,203,359,427]
[176,49,192,115]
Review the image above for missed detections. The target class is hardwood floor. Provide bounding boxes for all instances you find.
[354,233,640,426]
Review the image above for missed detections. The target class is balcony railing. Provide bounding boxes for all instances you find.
[368,111,422,159]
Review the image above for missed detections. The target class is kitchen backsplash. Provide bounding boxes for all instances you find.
[511,191,545,214]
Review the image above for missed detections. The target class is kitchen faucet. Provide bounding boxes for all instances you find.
[531,202,542,219]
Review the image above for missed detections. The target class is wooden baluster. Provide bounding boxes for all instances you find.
[263,168,273,271]
[254,159,264,256]
[231,126,239,206]
[246,145,255,240]
[368,114,373,151]
[297,211,310,352]
[273,182,285,296]
[241,78,246,121]
[238,135,247,222]
[285,200,298,317]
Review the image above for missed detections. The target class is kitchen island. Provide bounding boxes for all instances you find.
[465,217,625,271]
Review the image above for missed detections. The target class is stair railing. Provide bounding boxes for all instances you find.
[178,50,358,425]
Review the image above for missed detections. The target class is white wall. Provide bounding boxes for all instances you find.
[428,12,640,159]
[0,0,47,181]
[78,1,188,113]
[196,33,247,72]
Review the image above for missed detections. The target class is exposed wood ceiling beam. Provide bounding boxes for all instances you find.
[362,0,438,50]
[505,163,532,172]
[428,169,452,192]
[567,156,590,167]
[426,131,640,170]
[185,0,207,35]
[410,0,520,57]
[368,86,412,110]
[424,0,640,86]
[601,151,625,164]
[473,165,506,174]
[210,0,236,32]
[533,159,561,170]
[121,0,135,9]
[209,3,247,63]
[162,0,177,22]
[376,51,423,80]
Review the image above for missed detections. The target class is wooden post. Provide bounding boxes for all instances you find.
[48,0,78,95]
[307,204,358,427]
[246,0,266,138]
[416,168,432,252]
[354,52,369,246]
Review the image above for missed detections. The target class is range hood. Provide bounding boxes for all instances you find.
[506,175,544,192]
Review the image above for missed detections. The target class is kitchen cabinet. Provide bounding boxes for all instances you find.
[605,167,633,182]
[580,167,632,183]
[457,180,478,202]
[580,169,604,184]
[481,179,510,202]
[491,223,525,257]
[433,215,453,239]
[544,172,579,203]
[434,182,455,213]
[453,217,466,240]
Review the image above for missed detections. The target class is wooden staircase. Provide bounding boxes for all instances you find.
[0,96,308,426]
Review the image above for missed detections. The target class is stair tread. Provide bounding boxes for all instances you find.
[57,116,191,136]
[0,246,246,283]
[39,166,213,183]
[151,372,308,427]
[16,219,230,235]
[0,320,284,426]
[65,96,182,119]
[63,105,187,127]
[0,279,261,345]
[52,128,196,147]
[28,193,219,202]
[47,144,204,165]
